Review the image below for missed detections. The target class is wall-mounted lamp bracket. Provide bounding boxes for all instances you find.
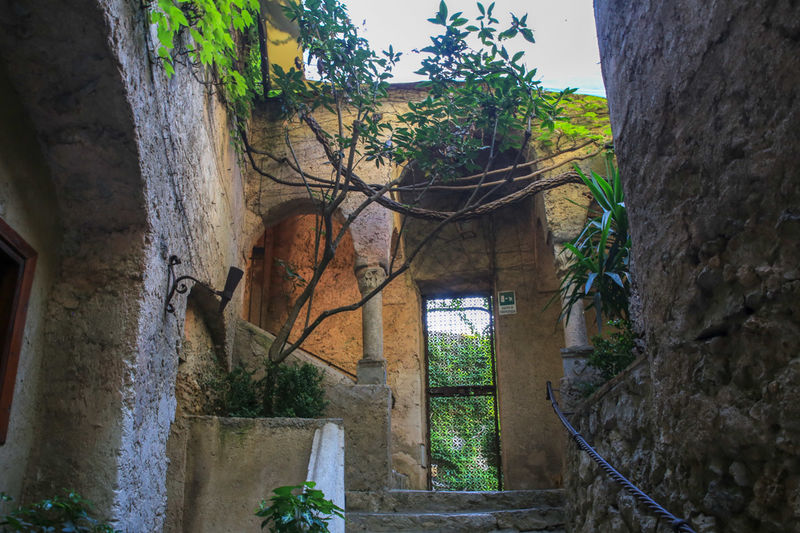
[165,255,244,314]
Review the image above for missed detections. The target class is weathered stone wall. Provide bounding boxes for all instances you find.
[0,0,250,529]
[0,64,61,502]
[564,1,800,531]
[180,416,344,533]
[565,357,657,531]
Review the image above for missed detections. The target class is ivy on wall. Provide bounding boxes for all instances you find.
[149,0,263,125]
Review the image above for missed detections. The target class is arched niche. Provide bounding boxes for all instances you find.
[242,211,363,374]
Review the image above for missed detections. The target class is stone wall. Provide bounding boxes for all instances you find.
[0,64,61,502]
[0,0,250,528]
[564,1,800,531]
[180,416,344,533]
[564,357,658,531]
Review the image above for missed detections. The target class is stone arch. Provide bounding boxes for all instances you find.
[242,204,364,373]
[1,1,176,529]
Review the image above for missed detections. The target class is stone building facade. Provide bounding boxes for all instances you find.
[0,0,796,532]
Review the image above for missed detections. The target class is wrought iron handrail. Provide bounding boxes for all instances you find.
[546,381,697,533]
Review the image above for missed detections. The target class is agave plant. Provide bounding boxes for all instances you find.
[557,158,630,330]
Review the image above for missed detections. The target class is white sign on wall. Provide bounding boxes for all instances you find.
[498,290,517,315]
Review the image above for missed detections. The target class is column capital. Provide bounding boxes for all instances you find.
[355,265,387,295]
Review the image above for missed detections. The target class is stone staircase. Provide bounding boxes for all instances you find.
[345,489,566,532]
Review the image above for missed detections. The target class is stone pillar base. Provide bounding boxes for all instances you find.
[560,345,602,410]
[357,358,387,385]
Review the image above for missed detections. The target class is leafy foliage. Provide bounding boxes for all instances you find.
[207,359,328,418]
[149,0,262,123]
[271,0,574,180]
[426,298,494,388]
[557,157,630,330]
[255,482,343,533]
[429,396,500,491]
[0,492,116,533]
[536,95,612,148]
[588,319,636,381]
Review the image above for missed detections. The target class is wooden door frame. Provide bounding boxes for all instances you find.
[0,217,37,444]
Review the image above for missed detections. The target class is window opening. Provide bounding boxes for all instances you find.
[0,217,37,444]
[424,295,502,491]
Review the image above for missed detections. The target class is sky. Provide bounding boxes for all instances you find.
[340,0,605,96]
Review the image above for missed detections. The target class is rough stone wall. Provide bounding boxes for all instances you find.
[565,357,657,531]
[563,1,800,531]
[0,64,61,502]
[0,0,249,529]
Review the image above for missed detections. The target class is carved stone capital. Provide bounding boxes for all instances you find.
[356,265,387,295]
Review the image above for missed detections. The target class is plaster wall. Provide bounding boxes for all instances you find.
[562,1,800,531]
[0,0,251,528]
[258,214,363,373]
[492,199,568,489]
[0,64,61,501]
[181,416,343,533]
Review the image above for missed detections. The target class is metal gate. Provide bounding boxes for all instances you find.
[424,295,502,491]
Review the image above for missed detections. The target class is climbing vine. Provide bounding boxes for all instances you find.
[149,0,262,124]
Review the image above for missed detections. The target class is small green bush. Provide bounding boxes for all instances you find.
[208,359,328,419]
[588,319,636,381]
[256,482,343,533]
[263,361,328,418]
[0,491,116,532]
[224,364,263,417]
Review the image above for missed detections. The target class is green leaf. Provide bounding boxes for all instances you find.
[157,25,174,49]
[521,27,535,43]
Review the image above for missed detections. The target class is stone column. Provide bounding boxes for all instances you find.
[554,245,597,408]
[355,264,387,384]
[554,244,591,349]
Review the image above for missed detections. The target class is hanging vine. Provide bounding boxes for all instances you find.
[148,0,263,128]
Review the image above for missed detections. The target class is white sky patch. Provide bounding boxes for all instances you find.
[426,297,492,335]
[340,0,605,96]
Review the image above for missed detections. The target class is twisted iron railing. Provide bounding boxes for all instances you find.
[546,381,697,533]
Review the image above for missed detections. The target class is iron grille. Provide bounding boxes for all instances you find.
[425,296,501,491]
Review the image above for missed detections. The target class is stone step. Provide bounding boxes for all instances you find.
[345,507,566,532]
[346,489,565,514]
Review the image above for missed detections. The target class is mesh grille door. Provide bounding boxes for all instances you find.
[424,296,501,491]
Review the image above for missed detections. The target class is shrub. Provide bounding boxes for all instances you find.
[588,319,636,381]
[208,360,328,419]
[556,157,631,331]
[0,491,116,532]
[263,361,328,418]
